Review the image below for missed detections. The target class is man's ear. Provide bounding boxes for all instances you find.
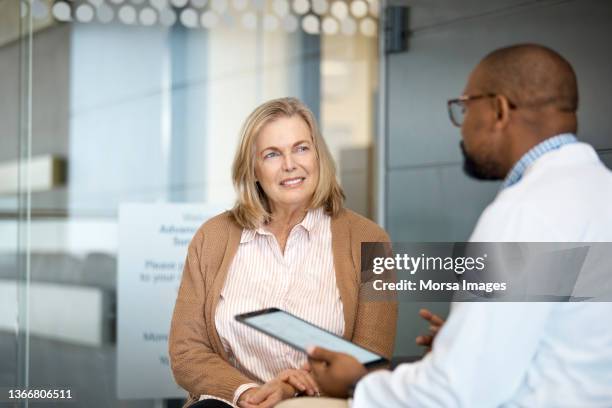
[494,95,511,129]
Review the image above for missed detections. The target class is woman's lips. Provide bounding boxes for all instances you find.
[280,177,305,187]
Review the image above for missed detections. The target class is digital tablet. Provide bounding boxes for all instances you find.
[235,308,388,368]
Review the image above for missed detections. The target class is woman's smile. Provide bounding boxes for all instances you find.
[280,177,306,188]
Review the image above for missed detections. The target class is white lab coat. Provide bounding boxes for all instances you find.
[353,141,612,407]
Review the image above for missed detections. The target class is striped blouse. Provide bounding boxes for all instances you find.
[214,207,345,405]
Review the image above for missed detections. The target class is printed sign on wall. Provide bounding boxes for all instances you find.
[117,203,225,399]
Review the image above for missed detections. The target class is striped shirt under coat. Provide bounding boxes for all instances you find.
[216,207,344,403]
[169,208,398,406]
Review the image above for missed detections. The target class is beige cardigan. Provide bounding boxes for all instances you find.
[169,209,398,405]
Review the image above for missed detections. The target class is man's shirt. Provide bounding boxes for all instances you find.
[353,138,612,407]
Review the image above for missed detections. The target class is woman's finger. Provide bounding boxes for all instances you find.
[303,373,320,395]
[298,371,320,395]
[285,374,306,393]
[276,371,293,383]
[277,369,319,395]
[259,389,284,408]
[247,385,274,405]
[289,372,315,396]
[278,371,306,392]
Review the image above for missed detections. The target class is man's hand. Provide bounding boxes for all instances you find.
[307,346,368,398]
[237,369,318,408]
[415,308,445,353]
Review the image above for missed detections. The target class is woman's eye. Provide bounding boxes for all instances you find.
[264,151,279,159]
[296,145,309,153]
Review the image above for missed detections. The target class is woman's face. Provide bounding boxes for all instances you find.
[254,115,319,213]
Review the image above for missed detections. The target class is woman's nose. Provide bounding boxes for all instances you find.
[283,154,296,171]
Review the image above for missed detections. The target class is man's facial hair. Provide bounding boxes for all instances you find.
[460,141,502,181]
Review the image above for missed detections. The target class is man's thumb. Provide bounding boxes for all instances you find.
[307,346,334,361]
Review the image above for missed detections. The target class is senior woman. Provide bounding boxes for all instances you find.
[169,97,397,408]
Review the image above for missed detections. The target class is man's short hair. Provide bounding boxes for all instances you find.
[479,44,578,113]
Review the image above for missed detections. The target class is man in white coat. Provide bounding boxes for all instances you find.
[282,44,612,407]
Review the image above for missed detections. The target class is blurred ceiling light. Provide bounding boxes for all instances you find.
[350,0,367,18]
[179,8,199,27]
[75,4,95,22]
[97,3,115,23]
[52,1,72,22]
[301,14,319,34]
[44,0,377,35]
[118,5,137,24]
[322,16,338,35]
[359,16,376,36]
[139,7,158,25]
[292,0,309,15]
[330,1,347,20]
[273,0,289,17]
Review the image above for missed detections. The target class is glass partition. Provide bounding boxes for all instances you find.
[0,0,33,404]
[0,0,382,406]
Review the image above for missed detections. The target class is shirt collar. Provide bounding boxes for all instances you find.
[239,207,325,243]
[501,133,577,190]
[299,206,324,234]
[240,229,258,244]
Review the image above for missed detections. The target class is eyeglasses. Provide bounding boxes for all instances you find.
[447,93,517,127]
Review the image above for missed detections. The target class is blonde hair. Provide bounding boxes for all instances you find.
[230,97,345,229]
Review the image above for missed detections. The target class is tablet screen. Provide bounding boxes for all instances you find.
[237,309,384,365]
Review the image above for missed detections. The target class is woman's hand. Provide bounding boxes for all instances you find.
[237,387,261,408]
[237,369,319,408]
[276,368,319,396]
